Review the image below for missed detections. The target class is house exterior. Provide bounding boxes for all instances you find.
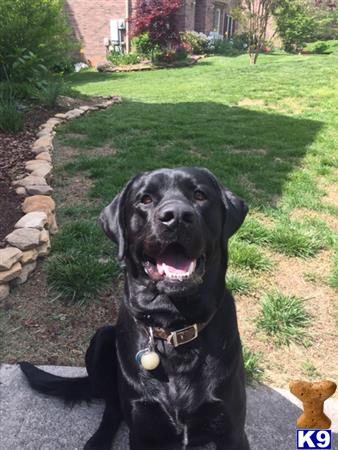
[65,0,240,66]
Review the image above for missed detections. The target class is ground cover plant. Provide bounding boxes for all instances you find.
[1,54,338,391]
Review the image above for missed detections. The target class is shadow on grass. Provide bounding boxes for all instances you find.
[58,100,323,209]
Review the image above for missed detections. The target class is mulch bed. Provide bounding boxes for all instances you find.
[0,107,65,245]
[0,97,103,246]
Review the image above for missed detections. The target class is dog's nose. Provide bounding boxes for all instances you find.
[158,203,195,228]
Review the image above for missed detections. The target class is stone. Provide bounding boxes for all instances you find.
[25,160,51,170]
[15,187,27,197]
[25,185,53,196]
[0,247,23,271]
[15,212,47,230]
[54,113,68,119]
[35,152,52,162]
[37,243,49,257]
[44,118,63,128]
[64,108,85,120]
[0,262,22,283]
[31,136,53,154]
[22,195,55,213]
[31,165,53,179]
[0,284,10,301]
[12,175,47,188]
[11,261,37,285]
[78,105,92,112]
[22,195,57,231]
[5,228,41,250]
[25,161,52,178]
[97,62,115,72]
[20,249,39,264]
[36,129,55,138]
[39,229,50,244]
[49,213,58,234]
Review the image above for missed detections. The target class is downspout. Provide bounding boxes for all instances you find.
[125,0,131,53]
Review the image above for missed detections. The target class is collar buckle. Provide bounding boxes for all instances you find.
[167,324,198,347]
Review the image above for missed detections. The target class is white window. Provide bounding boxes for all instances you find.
[214,8,221,34]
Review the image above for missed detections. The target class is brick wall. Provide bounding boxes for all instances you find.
[65,0,127,66]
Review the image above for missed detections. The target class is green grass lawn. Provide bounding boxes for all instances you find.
[48,54,338,382]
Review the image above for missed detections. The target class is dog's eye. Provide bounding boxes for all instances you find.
[194,190,207,201]
[141,194,153,205]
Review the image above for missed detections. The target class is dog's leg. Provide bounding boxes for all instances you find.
[215,432,250,450]
[84,401,122,450]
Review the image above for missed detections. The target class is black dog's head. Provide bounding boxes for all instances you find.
[100,168,247,304]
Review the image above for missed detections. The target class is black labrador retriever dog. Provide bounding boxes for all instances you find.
[21,167,249,450]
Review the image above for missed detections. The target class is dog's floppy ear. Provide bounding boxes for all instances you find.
[99,175,141,261]
[202,168,248,239]
[220,187,248,239]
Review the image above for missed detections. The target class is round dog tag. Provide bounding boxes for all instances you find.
[141,351,160,370]
[135,349,160,370]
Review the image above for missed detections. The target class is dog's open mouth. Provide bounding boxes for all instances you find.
[142,243,202,282]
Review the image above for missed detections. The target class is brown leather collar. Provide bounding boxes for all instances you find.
[152,310,216,347]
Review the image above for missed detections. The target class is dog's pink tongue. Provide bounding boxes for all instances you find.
[157,253,192,274]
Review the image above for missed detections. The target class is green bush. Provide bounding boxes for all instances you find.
[0,0,74,82]
[132,32,158,57]
[273,0,315,52]
[0,88,24,133]
[108,51,141,66]
[208,39,241,56]
[303,40,338,54]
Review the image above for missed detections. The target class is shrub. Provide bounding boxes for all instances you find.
[31,79,64,108]
[151,47,188,64]
[232,33,250,51]
[208,39,241,56]
[130,0,182,49]
[108,51,141,66]
[180,31,209,54]
[0,0,74,82]
[303,40,338,54]
[132,32,159,57]
[0,88,24,133]
[273,0,316,52]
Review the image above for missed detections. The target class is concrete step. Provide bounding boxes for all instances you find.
[1,364,337,450]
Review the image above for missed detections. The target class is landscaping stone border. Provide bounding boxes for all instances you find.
[97,55,205,73]
[0,96,122,301]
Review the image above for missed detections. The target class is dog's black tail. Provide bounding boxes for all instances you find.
[20,362,94,404]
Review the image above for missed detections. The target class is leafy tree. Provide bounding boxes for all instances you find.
[0,0,74,81]
[235,1,277,64]
[130,0,182,49]
[274,0,316,52]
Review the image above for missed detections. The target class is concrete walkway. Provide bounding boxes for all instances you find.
[1,364,337,450]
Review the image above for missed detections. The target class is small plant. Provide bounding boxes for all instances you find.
[302,360,321,379]
[229,238,272,272]
[242,346,264,383]
[269,221,324,258]
[328,255,338,291]
[31,79,64,108]
[256,292,311,347]
[47,254,117,303]
[226,271,252,294]
[108,51,141,66]
[237,217,271,245]
[0,88,24,133]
